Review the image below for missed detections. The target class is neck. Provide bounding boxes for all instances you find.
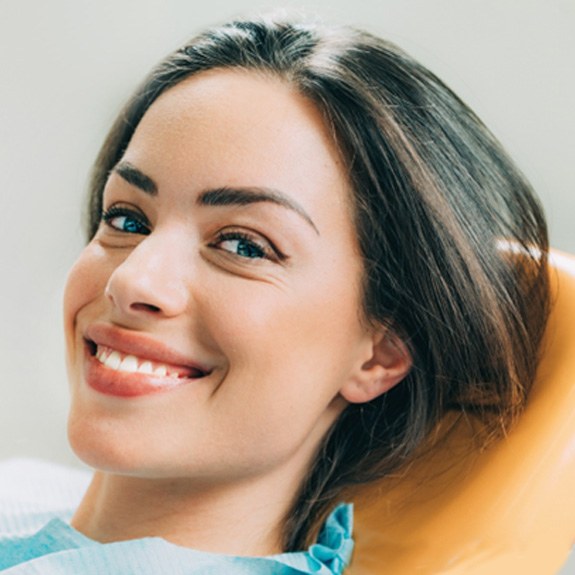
[71,468,304,556]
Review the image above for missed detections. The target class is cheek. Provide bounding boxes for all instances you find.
[198,285,362,471]
[63,243,111,346]
[206,268,366,397]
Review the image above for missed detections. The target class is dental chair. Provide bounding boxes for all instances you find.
[349,250,575,574]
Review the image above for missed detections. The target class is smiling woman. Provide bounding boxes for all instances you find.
[64,72,380,547]
[0,15,550,574]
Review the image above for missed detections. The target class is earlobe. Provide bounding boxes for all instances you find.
[340,329,412,404]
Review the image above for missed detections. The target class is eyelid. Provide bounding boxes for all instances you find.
[211,228,288,263]
[101,203,151,234]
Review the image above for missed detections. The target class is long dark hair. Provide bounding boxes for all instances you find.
[86,17,550,551]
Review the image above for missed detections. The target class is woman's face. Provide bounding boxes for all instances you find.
[64,70,379,486]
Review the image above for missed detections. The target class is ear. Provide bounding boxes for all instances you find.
[339,328,412,404]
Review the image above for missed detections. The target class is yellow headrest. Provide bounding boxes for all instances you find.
[349,250,575,574]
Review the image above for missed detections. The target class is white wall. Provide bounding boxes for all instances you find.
[1,0,573,467]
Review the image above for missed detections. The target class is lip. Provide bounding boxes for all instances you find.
[85,323,211,372]
[83,323,212,398]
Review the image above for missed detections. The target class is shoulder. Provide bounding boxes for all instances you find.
[0,467,352,575]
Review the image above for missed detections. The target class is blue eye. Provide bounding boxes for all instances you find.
[102,206,150,235]
[212,231,284,262]
[222,238,265,259]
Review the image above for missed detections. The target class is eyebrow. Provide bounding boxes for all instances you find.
[112,161,319,235]
[198,187,319,235]
[113,161,158,195]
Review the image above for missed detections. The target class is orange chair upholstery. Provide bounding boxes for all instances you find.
[349,250,575,574]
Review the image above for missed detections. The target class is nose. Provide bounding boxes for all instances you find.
[105,233,191,320]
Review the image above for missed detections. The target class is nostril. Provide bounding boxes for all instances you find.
[130,303,161,313]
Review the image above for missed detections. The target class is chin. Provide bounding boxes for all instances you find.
[67,408,151,476]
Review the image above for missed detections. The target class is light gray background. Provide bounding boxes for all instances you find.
[1,0,573,463]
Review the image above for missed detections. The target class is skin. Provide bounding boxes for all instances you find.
[64,69,410,555]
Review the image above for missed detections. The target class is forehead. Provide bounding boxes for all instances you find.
[124,69,352,220]
[146,68,338,158]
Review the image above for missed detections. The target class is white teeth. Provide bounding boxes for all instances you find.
[97,347,109,362]
[105,351,122,370]
[118,355,138,373]
[153,365,167,377]
[95,345,184,378]
[139,361,154,375]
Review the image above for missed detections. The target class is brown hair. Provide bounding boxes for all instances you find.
[86,17,550,551]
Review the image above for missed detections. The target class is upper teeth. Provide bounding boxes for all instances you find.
[96,345,183,378]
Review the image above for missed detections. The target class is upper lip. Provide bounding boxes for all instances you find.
[84,323,212,375]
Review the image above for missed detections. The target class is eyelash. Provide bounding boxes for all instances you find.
[101,206,285,263]
[101,206,151,235]
[210,230,286,263]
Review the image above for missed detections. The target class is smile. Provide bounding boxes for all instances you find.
[94,344,202,379]
[82,325,211,397]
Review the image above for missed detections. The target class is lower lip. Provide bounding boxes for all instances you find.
[84,353,193,397]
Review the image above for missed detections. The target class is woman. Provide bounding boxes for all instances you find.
[0,15,549,574]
